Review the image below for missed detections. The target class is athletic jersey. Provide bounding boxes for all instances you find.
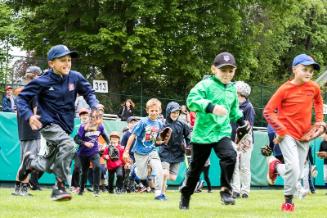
[264,81,323,140]
[78,124,106,157]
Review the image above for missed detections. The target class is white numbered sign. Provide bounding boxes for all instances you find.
[93,80,108,93]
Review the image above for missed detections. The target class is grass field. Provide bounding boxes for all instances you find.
[0,188,326,218]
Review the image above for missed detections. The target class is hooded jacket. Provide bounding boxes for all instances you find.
[159,102,191,163]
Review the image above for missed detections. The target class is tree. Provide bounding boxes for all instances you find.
[5,0,327,117]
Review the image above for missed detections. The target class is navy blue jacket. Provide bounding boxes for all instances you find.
[16,69,98,134]
[159,102,191,163]
[2,95,15,112]
[231,99,255,141]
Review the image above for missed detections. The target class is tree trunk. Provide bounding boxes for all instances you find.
[102,61,123,109]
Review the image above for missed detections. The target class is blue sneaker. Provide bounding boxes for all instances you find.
[154,194,167,201]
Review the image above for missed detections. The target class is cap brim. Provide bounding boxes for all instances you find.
[52,51,79,60]
[215,63,237,69]
[300,61,320,70]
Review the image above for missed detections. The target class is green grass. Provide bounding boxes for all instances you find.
[0,188,326,218]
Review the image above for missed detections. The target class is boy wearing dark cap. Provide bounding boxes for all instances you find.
[264,54,325,212]
[16,44,101,201]
[179,52,250,209]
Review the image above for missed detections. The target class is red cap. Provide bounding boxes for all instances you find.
[78,108,90,116]
[5,86,12,91]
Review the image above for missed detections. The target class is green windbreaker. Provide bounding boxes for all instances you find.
[187,76,243,144]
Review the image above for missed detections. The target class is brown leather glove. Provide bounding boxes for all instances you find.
[157,127,172,145]
[300,123,326,142]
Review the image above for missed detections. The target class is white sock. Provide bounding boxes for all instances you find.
[155,190,161,196]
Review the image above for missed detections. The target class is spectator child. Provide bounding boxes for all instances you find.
[231,81,255,199]
[12,66,42,196]
[70,108,89,193]
[103,131,125,193]
[317,133,327,194]
[76,109,110,197]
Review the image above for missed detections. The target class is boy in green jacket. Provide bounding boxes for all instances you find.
[179,52,250,209]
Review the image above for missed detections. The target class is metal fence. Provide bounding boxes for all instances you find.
[1,54,326,127]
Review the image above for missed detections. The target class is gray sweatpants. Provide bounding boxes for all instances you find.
[134,151,163,194]
[30,124,75,182]
[276,135,309,195]
[20,139,41,162]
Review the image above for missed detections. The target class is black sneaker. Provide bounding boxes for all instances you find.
[179,194,190,210]
[220,190,235,205]
[20,184,33,197]
[11,184,21,196]
[232,192,240,199]
[78,190,84,196]
[51,188,72,201]
[241,193,249,198]
[18,152,33,181]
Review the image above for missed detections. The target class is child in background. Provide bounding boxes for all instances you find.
[180,52,249,209]
[12,66,42,196]
[76,109,110,197]
[317,133,327,194]
[103,131,125,193]
[231,81,255,199]
[71,108,90,193]
[96,106,108,192]
[123,98,165,200]
[264,54,325,212]
[121,116,138,192]
[179,105,191,126]
[194,158,212,193]
[302,147,316,194]
[159,101,191,197]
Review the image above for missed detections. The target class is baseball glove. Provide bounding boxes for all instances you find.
[157,127,172,145]
[236,121,251,144]
[260,144,272,157]
[300,123,326,142]
[236,132,252,152]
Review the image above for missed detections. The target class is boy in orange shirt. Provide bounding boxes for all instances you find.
[264,54,325,212]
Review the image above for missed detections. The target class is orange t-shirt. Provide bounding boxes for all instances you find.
[264,81,323,140]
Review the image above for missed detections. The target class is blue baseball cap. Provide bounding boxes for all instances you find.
[292,54,320,70]
[47,44,78,61]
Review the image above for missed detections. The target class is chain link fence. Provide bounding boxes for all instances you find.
[1,54,326,127]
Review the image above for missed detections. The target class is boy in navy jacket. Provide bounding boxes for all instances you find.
[16,45,100,201]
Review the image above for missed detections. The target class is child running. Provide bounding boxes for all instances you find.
[179,52,249,209]
[123,98,165,200]
[159,101,191,197]
[264,54,325,212]
[16,45,101,201]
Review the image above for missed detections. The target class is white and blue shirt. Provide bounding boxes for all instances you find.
[132,117,163,155]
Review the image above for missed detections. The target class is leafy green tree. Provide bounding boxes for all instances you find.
[5,0,327,119]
